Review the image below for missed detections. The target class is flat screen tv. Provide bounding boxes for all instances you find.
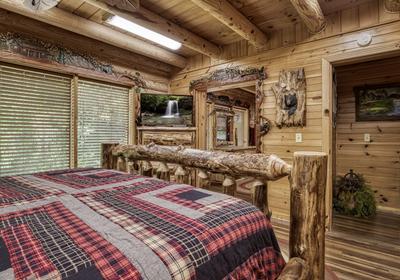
[139,94,193,127]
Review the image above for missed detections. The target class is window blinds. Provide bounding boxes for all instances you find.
[0,64,71,176]
[77,79,129,167]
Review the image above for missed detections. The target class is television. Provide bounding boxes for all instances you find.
[139,94,193,127]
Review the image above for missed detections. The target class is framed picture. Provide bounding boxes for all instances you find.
[354,84,400,121]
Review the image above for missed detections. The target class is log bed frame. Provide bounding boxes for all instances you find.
[102,143,327,280]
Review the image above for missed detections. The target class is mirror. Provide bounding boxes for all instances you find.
[207,87,256,150]
[189,66,266,152]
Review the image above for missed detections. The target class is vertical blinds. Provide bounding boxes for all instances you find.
[0,64,71,176]
[77,79,129,167]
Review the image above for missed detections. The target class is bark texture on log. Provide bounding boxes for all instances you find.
[384,0,400,12]
[222,176,236,196]
[276,257,310,280]
[140,160,153,177]
[289,152,327,280]
[102,143,119,169]
[113,143,291,180]
[174,165,188,184]
[272,69,306,128]
[289,0,326,34]
[197,170,210,189]
[251,180,271,217]
[156,162,170,181]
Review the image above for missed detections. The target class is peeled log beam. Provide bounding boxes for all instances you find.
[190,0,268,48]
[289,152,327,280]
[85,0,221,58]
[289,0,326,34]
[113,144,291,180]
[384,0,400,12]
[0,0,187,68]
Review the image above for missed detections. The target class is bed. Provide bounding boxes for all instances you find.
[0,143,327,280]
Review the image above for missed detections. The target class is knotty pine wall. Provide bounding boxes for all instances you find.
[336,57,400,212]
[170,0,400,220]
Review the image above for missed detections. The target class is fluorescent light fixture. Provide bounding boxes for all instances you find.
[108,16,182,50]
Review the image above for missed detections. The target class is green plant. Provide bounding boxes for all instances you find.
[333,170,376,218]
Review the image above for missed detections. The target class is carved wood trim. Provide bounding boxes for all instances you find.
[0,32,147,88]
[189,66,266,91]
[272,68,306,128]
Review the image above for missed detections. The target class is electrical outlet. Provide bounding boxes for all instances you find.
[364,133,371,142]
[295,133,302,143]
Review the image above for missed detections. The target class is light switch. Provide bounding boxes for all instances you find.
[364,133,371,142]
[295,133,302,143]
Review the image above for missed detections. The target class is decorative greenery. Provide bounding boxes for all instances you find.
[333,170,376,218]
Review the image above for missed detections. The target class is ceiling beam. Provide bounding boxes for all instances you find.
[0,0,187,68]
[384,0,400,12]
[86,0,221,58]
[190,0,268,48]
[289,0,326,34]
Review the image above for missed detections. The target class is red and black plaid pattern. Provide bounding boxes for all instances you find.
[0,202,141,280]
[223,247,286,280]
[34,168,141,189]
[0,175,64,207]
[156,186,205,210]
[76,176,285,280]
[1,224,59,279]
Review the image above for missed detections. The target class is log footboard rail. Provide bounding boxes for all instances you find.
[102,143,327,280]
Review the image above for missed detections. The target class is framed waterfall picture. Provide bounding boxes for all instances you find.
[139,93,194,127]
[354,84,400,121]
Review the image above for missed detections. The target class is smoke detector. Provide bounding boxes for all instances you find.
[23,0,60,11]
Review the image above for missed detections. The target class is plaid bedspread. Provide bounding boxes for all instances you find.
[0,168,285,280]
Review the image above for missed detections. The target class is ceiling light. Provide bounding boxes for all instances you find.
[107,16,182,50]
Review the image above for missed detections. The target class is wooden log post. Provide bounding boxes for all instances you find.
[156,162,170,181]
[174,165,188,184]
[140,161,153,177]
[197,170,210,189]
[222,175,236,196]
[276,257,309,280]
[251,180,271,218]
[289,152,327,280]
[117,156,127,172]
[126,159,135,174]
[101,143,119,169]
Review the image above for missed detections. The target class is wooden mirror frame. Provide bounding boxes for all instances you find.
[189,66,266,152]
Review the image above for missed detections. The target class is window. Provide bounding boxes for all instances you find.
[0,64,71,176]
[77,79,129,167]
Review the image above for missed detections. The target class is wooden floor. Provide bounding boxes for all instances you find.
[273,212,400,280]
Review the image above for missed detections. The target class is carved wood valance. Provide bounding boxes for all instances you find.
[0,32,146,88]
[189,66,266,91]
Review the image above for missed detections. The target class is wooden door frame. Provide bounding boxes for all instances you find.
[321,47,400,230]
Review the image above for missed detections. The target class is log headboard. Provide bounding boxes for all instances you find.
[102,143,327,280]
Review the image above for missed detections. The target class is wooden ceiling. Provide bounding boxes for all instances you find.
[0,0,379,68]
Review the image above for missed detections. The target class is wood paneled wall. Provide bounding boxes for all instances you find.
[336,57,400,212]
[170,0,400,220]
